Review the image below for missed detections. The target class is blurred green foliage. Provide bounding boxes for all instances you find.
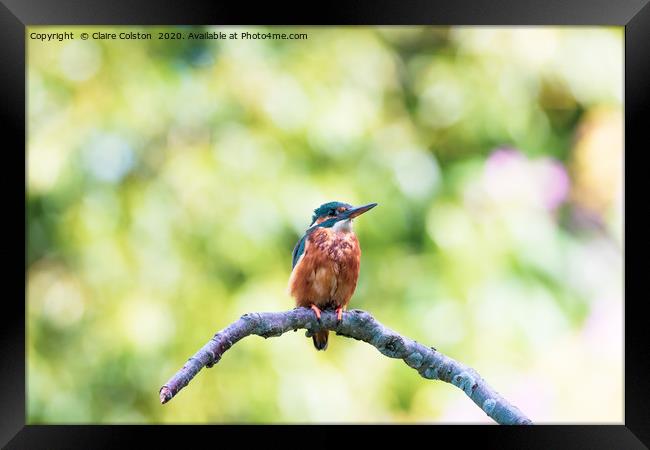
[27,26,623,423]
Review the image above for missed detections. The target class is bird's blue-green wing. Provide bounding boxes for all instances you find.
[291,233,308,269]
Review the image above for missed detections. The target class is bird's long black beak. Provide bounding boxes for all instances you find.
[341,203,378,219]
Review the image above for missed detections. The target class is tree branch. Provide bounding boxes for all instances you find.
[159,308,532,425]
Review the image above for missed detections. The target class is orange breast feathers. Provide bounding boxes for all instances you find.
[288,227,361,310]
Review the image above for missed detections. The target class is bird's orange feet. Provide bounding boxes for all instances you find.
[336,306,343,325]
[310,304,322,323]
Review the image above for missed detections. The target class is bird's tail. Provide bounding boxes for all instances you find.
[312,329,329,351]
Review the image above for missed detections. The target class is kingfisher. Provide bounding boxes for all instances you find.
[288,201,377,351]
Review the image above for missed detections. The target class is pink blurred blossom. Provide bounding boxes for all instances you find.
[537,157,570,210]
[483,148,570,211]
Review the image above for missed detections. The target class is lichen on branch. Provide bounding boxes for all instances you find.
[159,308,532,425]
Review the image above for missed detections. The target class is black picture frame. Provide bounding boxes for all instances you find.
[2,0,648,448]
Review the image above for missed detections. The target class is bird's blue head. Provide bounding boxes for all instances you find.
[309,201,378,228]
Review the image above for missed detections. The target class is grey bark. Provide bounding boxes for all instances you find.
[159,307,532,425]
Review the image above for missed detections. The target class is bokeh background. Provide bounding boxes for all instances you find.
[27,26,623,423]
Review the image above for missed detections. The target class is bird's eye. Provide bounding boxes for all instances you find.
[329,209,337,216]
